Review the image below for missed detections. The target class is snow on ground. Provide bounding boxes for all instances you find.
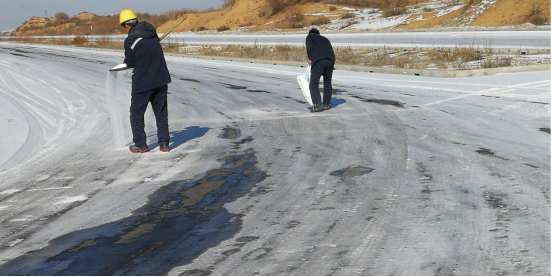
[0,91,27,167]
[459,0,498,25]
[53,195,88,205]
[321,0,498,31]
[0,42,549,275]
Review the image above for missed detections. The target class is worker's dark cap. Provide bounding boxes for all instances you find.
[309,28,320,35]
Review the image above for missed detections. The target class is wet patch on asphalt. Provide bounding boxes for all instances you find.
[9,53,32,58]
[284,96,307,104]
[180,78,201,83]
[481,95,502,99]
[243,247,272,260]
[524,100,549,105]
[0,149,268,276]
[484,191,508,209]
[349,95,365,100]
[417,163,433,183]
[362,99,404,108]
[330,166,374,178]
[524,163,540,169]
[221,127,241,139]
[476,148,509,161]
[179,269,212,276]
[539,127,550,134]
[247,90,272,94]
[219,83,248,90]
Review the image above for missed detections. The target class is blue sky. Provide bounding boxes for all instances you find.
[0,0,224,31]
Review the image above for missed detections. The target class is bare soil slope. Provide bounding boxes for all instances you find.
[10,0,552,36]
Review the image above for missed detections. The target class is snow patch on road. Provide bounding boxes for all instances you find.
[0,189,21,195]
[6,239,24,247]
[54,195,88,205]
[9,217,32,222]
[26,187,74,192]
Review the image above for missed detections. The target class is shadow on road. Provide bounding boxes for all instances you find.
[148,126,210,151]
[307,98,346,112]
[330,98,346,109]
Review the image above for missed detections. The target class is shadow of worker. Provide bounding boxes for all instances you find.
[308,98,346,112]
[150,126,210,151]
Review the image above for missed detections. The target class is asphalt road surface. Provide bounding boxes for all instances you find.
[0,42,549,275]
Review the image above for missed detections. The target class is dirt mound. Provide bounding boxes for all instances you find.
[75,12,97,21]
[158,0,338,32]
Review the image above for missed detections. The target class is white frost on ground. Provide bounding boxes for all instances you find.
[6,239,24,247]
[0,189,21,195]
[0,42,548,275]
[53,195,89,205]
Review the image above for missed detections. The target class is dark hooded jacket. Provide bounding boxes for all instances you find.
[306,33,335,66]
[124,21,171,93]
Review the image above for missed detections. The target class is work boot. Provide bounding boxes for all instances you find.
[129,145,148,153]
[310,103,323,113]
[159,142,170,152]
[323,104,331,110]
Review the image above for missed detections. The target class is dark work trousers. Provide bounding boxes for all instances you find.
[130,85,169,148]
[309,59,334,106]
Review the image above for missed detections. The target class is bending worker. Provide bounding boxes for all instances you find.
[120,9,171,153]
[306,28,336,113]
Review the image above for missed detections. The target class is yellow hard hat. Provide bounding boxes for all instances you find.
[119,9,137,24]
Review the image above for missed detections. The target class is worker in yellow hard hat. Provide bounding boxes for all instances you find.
[118,9,172,153]
[119,9,137,25]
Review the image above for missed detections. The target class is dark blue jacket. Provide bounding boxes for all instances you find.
[306,34,335,65]
[124,21,171,93]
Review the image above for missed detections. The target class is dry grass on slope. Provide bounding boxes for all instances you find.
[469,0,551,26]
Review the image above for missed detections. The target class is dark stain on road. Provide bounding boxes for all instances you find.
[236,236,260,246]
[0,149,268,276]
[243,247,272,260]
[221,127,241,139]
[417,162,433,183]
[247,90,272,94]
[362,99,404,108]
[330,166,374,178]
[180,78,201,83]
[476,148,509,161]
[9,52,31,58]
[524,163,540,169]
[350,95,365,100]
[524,100,549,105]
[284,96,308,104]
[219,83,248,90]
[484,191,508,209]
[539,127,550,134]
[222,248,241,257]
[179,269,213,276]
